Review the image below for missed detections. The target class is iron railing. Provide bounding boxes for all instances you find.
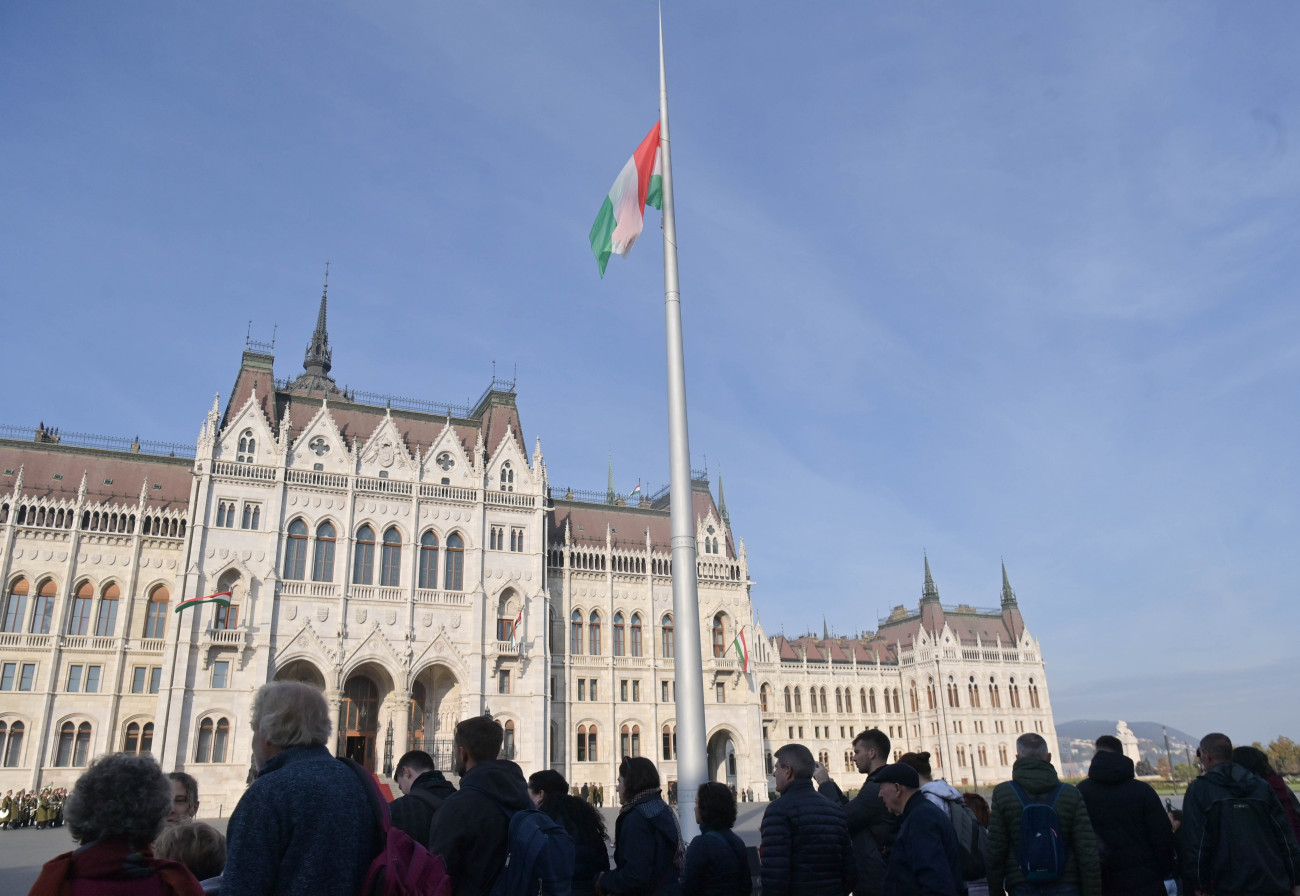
[0,424,195,459]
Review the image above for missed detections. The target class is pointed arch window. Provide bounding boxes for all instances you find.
[570,610,583,655]
[380,527,402,587]
[761,683,771,713]
[353,525,376,584]
[500,462,514,492]
[55,721,92,767]
[122,721,155,755]
[0,721,23,767]
[588,611,602,656]
[95,583,120,637]
[660,614,674,658]
[793,687,803,713]
[503,720,516,760]
[612,612,626,657]
[444,533,464,590]
[418,531,439,589]
[284,519,309,580]
[835,687,844,713]
[868,688,877,714]
[68,581,94,636]
[629,613,643,657]
[711,614,726,658]
[144,585,168,639]
[313,522,337,582]
[237,430,256,464]
[820,687,829,713]
[3,577,29,633]
[31,579,56,634]
[784,686,792,712]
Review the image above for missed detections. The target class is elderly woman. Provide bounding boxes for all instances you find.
[27,753,204,896]
[596,756,683,896]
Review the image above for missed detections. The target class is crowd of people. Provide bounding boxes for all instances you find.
[2,786,68,829]
[17,682,1300,896]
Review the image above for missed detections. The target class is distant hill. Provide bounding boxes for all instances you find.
[1054,720,1198,777]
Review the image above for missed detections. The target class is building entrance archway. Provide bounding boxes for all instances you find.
[409,664,461,770]
[339,663,394,772]
[707,729,738,789]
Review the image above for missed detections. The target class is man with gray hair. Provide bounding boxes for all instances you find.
[222,680,377,896]
[759,743,856,896]
[987,733,1100,896]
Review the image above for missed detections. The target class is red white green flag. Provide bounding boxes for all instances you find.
[629,481,642,497]
[174,591,232,615]
[732,628,750,672]
[590,122,663,277]
[507,610,523,650]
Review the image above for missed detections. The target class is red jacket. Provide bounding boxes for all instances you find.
[27,838,203,896]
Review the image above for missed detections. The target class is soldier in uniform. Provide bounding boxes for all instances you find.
[0,790,13,829]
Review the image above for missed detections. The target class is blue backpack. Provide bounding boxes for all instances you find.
[1010,781,1068,883]
[464,784,575,896]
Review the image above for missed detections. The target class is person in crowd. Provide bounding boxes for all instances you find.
[898,751,968,816]
[389,749,456,842]
[155,821,227,895]
[680,781,751,896]
[987,732,1100,896]
[222,681,375,896]
[1179,732,1300,896]
[582,782,591,803]
[27,752,204,896]
[428,715,532,896]
[876,762,964,896]
[597,756,684,896]
[964,793,993,896]
[1232,744,1300,844]
[529,768,610,896]
[168,772,200,825]
[761,743,856,896]
[814,728,896,895]
[1076,735,1174,896]
[1,789,13,829]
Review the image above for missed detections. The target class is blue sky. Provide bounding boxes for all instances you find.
[3,2,1297,745]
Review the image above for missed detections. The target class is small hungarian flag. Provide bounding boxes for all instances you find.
[629,482,642,497]
[507,610,523,650]
[174,591,232,615]
[732,629,750,672]
[590,122,663,277]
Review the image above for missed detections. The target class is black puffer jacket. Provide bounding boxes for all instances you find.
[681,825,751,896]
[760,778,856,896]
[427,760,532,896]
[389,770,457,844]
[819,767,897,895]
[1076,750,1174,896]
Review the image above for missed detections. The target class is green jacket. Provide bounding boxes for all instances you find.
[987,757,1101,896]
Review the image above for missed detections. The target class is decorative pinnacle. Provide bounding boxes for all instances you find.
[303,262,334,378]
[717,468,729,524]
[1001,559,1018,607]
[922,552,940,602]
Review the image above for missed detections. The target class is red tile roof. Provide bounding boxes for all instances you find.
[0,441,192,510]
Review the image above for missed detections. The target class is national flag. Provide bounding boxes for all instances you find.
[589,122,663,277]
[629,481,642,497]
[732,628,750,673]
[174,591,232,615]
[508,610,523,650]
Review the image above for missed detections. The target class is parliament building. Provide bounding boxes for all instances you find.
[0,287,1059,814]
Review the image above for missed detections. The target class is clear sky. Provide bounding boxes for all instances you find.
[2,3,1297,745]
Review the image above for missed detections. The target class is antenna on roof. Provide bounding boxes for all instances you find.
[271,323,277,350]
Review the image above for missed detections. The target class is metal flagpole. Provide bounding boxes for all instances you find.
[658,8,707,840]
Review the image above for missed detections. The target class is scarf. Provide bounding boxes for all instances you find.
[620,789,686,875]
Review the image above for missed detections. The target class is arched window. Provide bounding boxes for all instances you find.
[1,721,24,767]
[31,579,56,634]
[194,717,230,763]
[1029,678,1041,709]
[909,681,919,712]
[621,724,631,758]
[380,527,402,587]
[570,610,583,655]
[313,522,336,582]
[95,583,120,637]
[444,533,464,590]
[784,686,792,712]
[711,614,726,658]
[237,429,256,463]
[630,613,643,657]
[55,721,92,767]
[123,721,150,754]
[660,614,674,658]
[892,688,901,714]
[631,725,641,757]
[196,719,213,762]
[809,686,818,714]
[820,687,828,714]
[926,677,936,710]
[662,724,677,760]
[3,577,29,633]
[577,724,588,762]
[417,531,438,589]
[588,611,602,656]
[503,720,516,760]
[283,519,308,580]
[144,585,168,639]
[499,462,514,492]
[587,725,598,762]
[868,688,877,713]
[835,688,844,713]
[969,676,981,708]
[68,581,94,636]
[794,687,802,713]
[612,612,626,657]
[761,683,771,713]
[353,525,376,584]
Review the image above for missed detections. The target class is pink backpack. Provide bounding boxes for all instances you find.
[341,758,453,896]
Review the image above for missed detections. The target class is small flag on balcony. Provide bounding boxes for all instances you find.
[174,591,232,615]
[732,628,750,672]
[508,610,523,650]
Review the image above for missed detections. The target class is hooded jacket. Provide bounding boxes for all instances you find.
[1076,749,1174,896]
[389,769,457,844]
[919,779,966,815]
[427,759,532,896]
[760,777,857,896]
[986,756,1101,896]
[602,790,684,896]
[1178,761,1300,895]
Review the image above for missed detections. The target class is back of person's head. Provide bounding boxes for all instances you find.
[1094,735,1123,754]
[898,751,933,779]
[696,781,737,829]
[774,743,815,779]
[396,750,435,777]
[854,728,890,758]
[154,821,226,881]
[455,716,504,762]
[1198,732,1233,765]
[65,753,172,846]
[619,756,660,796]
[962,792,990,827]
[251,680,332,748]
[528,769,569,799]
[1015,732,1051,761]
[1231,745,1274,777]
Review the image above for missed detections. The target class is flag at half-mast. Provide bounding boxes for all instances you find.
[732,628,750,673]
[590,122,663,277]
[174,591,232,615]
[507,609,523,650]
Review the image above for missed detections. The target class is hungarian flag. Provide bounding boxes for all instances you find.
[174,591,232,615]
[732,629,750,672]
[508,610,523,650]
[629,481,642,497]
[590,122,663,277]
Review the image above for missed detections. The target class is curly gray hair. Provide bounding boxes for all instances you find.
[64,752,172,846]
[252,680,332,747]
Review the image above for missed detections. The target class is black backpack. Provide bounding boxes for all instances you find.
[1198,794,1295,892]
[940,795,989,881]
[1010,781,1069,884]
[462,783,575,896]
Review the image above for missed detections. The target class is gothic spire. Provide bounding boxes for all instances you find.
[922,552,940,602]
[303,263,333,379]
[606,454,616,504]
[717,468,730,525]
[1000,559,1018,608]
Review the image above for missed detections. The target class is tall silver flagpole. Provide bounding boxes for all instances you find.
[658,8,706,840]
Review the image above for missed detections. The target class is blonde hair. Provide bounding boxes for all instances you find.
[155,821,226,881]
[251,680,331,747]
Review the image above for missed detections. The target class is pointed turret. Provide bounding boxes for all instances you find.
[717,469,730,526]
[606,454,616,504]
[287,266,343,398]
[922,552,940,602]
[1000,559,1017,608]
[1000,560,1026,641]
[919,552,946,634]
